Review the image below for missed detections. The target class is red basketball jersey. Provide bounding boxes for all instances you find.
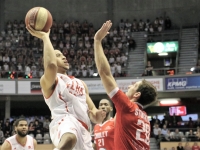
[94,118,114,150]
[110,88,150,150]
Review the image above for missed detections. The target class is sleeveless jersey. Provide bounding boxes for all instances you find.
[6,135,34,150]
[43,73,90,128]
[94,118,114,150]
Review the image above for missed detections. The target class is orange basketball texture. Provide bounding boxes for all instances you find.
[25,7,53,32]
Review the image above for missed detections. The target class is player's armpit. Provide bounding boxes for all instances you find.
[1,140,11,150]
[40,76,57,98]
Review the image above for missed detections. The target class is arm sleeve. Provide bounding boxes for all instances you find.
[109,87,137,111]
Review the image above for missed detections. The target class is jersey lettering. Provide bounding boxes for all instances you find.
[136,119,150,145]
[98,138,105,147]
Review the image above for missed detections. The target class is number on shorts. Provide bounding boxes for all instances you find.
[98,138,104,147]
[136,119,150,145]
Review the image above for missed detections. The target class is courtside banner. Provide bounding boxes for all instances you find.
[165,76,200,91]
[116,78,163,92]
[84,80,106,94]
[18,81,41,94]
[0,81,15,94]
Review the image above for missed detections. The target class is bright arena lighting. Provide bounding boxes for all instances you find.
[190,67,195,71]
[159,98,180,105]
[93,73,98,76]
[158,52,168,56]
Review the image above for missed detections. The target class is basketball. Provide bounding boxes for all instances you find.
[25,7,53,32]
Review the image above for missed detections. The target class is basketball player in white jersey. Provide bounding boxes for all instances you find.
[26,25,106,150]
[1,118,37,150]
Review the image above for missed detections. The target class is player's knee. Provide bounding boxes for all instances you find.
[58,133,77,150]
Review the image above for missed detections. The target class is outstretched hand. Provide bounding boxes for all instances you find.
[94,20,112,41]
[26,24,50,40]
[88,109,106,124]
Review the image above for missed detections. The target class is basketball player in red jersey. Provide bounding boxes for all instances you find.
[94,20,157,150]
[1,118,37,150]
[26,25,106,150]
[93,99,114,150]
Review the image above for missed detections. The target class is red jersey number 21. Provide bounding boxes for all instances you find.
[98,138,104,147]
[136,119,150,145]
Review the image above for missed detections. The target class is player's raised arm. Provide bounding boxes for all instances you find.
[94,20,117,94]
[26,25,57,94]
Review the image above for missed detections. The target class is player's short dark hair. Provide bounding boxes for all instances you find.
[136,80,157,106]
[100,99,113,106]
[14,118,27,127]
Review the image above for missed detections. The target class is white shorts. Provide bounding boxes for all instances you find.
[49,114,93,150]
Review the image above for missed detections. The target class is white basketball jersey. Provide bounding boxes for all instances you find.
[43,73,90,128]
[6,135,34,150]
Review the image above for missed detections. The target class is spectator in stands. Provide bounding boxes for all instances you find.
[37,68,43,78]
[171,114,178,127]
[173,129,182,141]
[163,148,167,150]
[144,19,150,32]
[3,121,11,135]
[132,19,138,32]
[145,61,153,76]
[120,53,127,66]
[82,67,88,77]
[153,124,161,140]
[156,130,164,148]
[88,67,94,77]
[165,16,171,30]
[116,62,122,76]
[127,38,136,50]
[0,127,4,144]
[0,53,3,67]
[110,63,116,76]
[138,19,145,31]
[34,120,42,137]
[154,18,159,31]
[119,19,125,29]
[187,117,195,128]
[28,122,35,136]
[159,17,164,27]
[158,24,163,32]
[24,64,31,76]
[149,24,154,34]
[161,124,169,136]
[177,142,184,150]
[192,142,200,150]
[187,129,196,141]
[3,53,10,63]
[195,128,200,141]
[171,147,175,150]
[164,130,172,141]
[184,142,191,150]
[43,118,50,133]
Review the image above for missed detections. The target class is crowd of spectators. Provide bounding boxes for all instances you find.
[0,115,51,144]
[0,19,131,79]
[119,16,171,34]
[163,142,200,150]
[151,115,200,149]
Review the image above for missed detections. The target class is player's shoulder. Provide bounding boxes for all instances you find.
[1,140,11,150]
